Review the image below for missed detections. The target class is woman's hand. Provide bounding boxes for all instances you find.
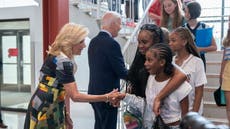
[105,89,119,106]
[108,90,126,107]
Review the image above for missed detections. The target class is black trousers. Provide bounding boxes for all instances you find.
[125,0,139,22]
[0,107,3,124]
[0,112,2,123]
[91,102,118,129]
[200,53,206,71]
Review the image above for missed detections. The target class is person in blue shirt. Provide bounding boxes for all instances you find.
[183,1,217,70]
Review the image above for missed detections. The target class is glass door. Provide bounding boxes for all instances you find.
[0,30,31,111]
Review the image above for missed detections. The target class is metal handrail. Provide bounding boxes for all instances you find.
[122,0,155,65]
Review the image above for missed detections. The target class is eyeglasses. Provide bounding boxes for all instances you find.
[140,24,163,42]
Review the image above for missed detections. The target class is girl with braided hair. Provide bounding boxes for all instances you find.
[169,27,207,115]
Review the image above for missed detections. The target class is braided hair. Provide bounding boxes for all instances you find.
[171,27,200,58]
[148,43,174,76]
[140,23,165,44]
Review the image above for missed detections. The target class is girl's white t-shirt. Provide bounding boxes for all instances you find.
[145,75,192,124]
[173,54,207,114]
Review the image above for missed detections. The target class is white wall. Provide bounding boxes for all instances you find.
[0,0,43,93]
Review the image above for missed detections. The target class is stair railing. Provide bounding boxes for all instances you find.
[122,0,155,66]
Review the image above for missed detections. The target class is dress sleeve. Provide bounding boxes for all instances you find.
[55,56,75,84]
[123,93,145,114]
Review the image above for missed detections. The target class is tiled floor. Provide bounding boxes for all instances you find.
[2,100,125,129]
[1,101,95,129]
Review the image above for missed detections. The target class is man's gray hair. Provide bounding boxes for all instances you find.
[101,11,121,27]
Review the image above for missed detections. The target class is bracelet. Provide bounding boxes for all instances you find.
[105,94,109,103]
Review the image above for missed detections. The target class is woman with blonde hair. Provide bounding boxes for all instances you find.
[24,23,118,129]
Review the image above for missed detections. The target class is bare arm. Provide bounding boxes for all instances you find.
[192,85,204,112]
[180,96,189,117]
[153,68,187,115]
[64,82,117,102]
[65,95,71,114]
[148,12,161,21]
[197,37,217,52]
[219,49,227,84]
[65,95,73,129]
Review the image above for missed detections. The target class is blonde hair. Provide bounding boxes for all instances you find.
[47,23,89,58]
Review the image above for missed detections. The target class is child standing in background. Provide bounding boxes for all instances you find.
[169,27,207,115]
[183,1,217,69]
[219,16,230,126]
[160,0,185,32]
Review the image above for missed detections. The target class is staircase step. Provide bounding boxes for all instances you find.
[204,87,217,102]
[206,73,220,87]
[203,101,227,119]
[71,0,80,6]
[206,61,221,74]
[206,51,223,62]
[206,117,229,125]
[73,1,108,18]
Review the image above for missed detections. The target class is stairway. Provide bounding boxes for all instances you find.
[69,0,134,39]
[204,51,228,125]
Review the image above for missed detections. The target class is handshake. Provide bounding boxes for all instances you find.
[106,89,126,107]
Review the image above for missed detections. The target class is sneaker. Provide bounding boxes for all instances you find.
[0,123,7,128]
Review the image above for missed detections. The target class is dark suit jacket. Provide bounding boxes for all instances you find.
[88,31,128,95]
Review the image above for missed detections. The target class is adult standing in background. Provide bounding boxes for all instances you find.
[88,11,128,129]
[108,0,122,13]
[125,0,139,22]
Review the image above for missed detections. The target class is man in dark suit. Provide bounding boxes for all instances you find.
[88,11,128,129]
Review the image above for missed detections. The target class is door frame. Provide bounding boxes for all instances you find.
[0,29,30,91]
